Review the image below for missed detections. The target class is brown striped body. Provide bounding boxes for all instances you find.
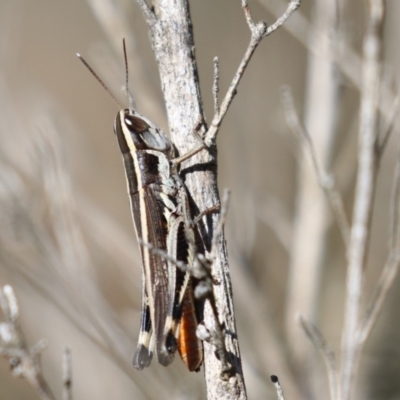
[78,49,204,371]
[115,109,203,370]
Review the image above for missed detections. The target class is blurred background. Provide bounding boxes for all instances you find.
[0,0,399,399]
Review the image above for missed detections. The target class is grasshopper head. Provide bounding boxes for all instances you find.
[114,109,171,154]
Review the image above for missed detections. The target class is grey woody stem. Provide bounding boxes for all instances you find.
[340,1,384,399]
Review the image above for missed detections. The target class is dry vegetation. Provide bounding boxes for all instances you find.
[0,0,399,399]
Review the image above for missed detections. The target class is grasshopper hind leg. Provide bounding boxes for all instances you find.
[160,217,203,371]
[133,287,154,370]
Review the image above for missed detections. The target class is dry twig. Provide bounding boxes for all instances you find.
[212,57,220,117]
[205,0,301,145]
[0,285,55,400]
[281,85,350,248]
[270,375,286,400]
[298,315,338,400]
[357,136,400,345]
[340,1,385,399]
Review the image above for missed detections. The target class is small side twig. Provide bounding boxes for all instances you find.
[205,0,301,144]
[270,375,286,400]
[212,57,220,117]
[298,315,338,400]
[280,85,350,248]
[263,0,301,36]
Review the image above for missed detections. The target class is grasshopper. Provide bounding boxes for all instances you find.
[78,41,206,371]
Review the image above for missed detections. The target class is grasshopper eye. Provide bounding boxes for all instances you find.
[124,114,149,134]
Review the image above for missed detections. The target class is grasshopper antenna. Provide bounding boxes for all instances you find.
[123,38,129,102]
[122,38,135,109]
[76,52,122,110]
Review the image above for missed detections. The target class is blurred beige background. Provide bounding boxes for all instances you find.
[0,0,400,399]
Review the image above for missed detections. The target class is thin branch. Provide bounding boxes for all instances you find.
[281,85,350,248]
[212,57,220,117]
[270,375,286,400]
[205,0,302,144]
[242,0,300,36]
[205,23,266,144]
[357,251,400,345]
[241,1,261,31]
[357,138,400,344]
[299,315,338,400]
[264,0,301,36]
[340,1,384,399]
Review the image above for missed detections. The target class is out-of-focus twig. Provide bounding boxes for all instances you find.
[282,3,340,388]
[256,0,395,126]
[340,2,385,400]
[281,86,350,248]
[298,315,338,400]
[357,135,400,345]
[0,285,55,400]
